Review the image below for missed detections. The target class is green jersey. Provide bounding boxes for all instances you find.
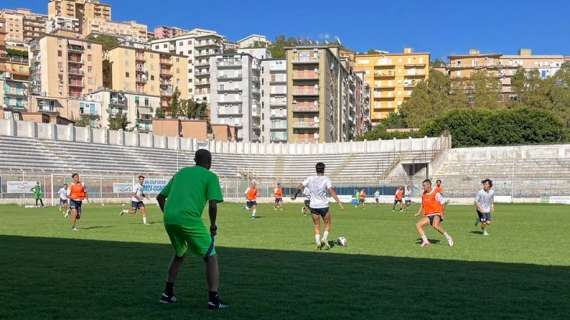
[31,185,43,199]
[160,165,223,226]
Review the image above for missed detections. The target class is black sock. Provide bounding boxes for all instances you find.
[164,282,174,296]
[208,291,219,302]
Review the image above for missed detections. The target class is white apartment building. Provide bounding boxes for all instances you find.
[260,59,287,143]
[149,28,225,103]
[209,53,261,142]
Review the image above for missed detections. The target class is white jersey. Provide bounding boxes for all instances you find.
[131,183,144,202]
[302,175,332,209]
[404,186,412,200]
[475,189,495,213]
[374,191,380,198]
[58,187,68,200]
[303,188,311,200]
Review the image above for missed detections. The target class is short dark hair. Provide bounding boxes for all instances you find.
[436,179,442,183]
[138,175,145,179]
[316,162,325,174]
[71,173,78,178]
[423,179,432,185]
[481,179,493,187]
[194,149,212,167]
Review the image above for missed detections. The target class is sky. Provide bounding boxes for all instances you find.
[5,0,570,60]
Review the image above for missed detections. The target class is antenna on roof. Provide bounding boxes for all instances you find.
[335,36,342,46]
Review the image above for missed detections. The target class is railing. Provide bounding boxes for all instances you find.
[374,71,395,77]
[292,71,319,80]
[68,69,83,76]
[217,61,242,68]
[291,121,319,129]
[292,88,319,96]
[292,104,319,112]
[291,55,319,64]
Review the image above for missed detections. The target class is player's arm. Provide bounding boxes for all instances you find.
[209,200,218,236]
[415,205,423,216]
[291,183,304,200]
[328,187,344,210]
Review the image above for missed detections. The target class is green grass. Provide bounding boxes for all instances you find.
[1,202,569,319]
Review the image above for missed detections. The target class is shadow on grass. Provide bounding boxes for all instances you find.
[0,235,568,320]
[469,231,484,235]
[80,226,113,230]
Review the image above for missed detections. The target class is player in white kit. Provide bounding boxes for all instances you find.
[120,175,149,224]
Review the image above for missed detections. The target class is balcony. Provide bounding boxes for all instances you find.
[292,55,319,64]
[68,45,84,53]
[135,52,145,62]
[160,57,172,66]
[68,68,84,76]
[292,88,319,96]
[160,69,173,78]
[270,112,287,119]
[292,104,319,113]
[374,71,395,78]
[270,76,287,84]
[160,80,172,88]
[3,89,27,97]
[373,92,395,99]
[218,97,242,104]
[194,40,219,48]
[195,80,210,87]
[218,109,242,116]
[405,63,426,67]
[292,71,319,80]
[375,83,396,89]
[291,121,319,129]
[218,73,242,81]
[404,71,426,77]
[217,86,241,93]
[68,53,83,64]
[68,81,83,88]
[136,76,147,84]
[161,88,173,96]
[217,60,242,68]
[138,113,153,122]
[195,70,210,77]
[270,99,287,106]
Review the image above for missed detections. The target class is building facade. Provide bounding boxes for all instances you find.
[209,53,261,142]
[448,48,565,100]
[354,48,430,123]
[29,35,104,98]
[260,59,287,143]
[48,0,111,34]
[0,56,29,113]
[286,45,360,143]
[104,46,188,114]
[149,28,225,103]
[0,9,47,45]
[236,34,271,48]
[154,26,188,39]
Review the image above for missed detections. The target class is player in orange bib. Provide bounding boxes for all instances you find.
[68,173,88,231]
[392,187,404,212]
[359,189,367,209]
[274,183,284,211]
[416,179,454,247]
[245,181,258,219]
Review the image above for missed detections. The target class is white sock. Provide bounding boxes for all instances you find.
[421,234,428,243]
[143,216,147,224]
[315,234,321,245]
[322,231,329,243]
[252,208,256,217]
[443,232,451,240]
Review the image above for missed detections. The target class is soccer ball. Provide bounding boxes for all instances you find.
[337,236,348,247]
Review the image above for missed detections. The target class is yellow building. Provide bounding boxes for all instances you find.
[354,48,430,123]
[48,0,111,34]
[30,34,104,98]
[105,47,188,113]
[0,8,47,44]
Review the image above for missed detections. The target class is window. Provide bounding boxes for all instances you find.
[87,54,92,61]
[126,72,130,78]
[145,98,149,106]
[88,66,92,72]
[163,44,167,48]
[58,50,62,57]
[150,75,154,81]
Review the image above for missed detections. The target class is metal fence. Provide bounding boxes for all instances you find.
[2,171,569,205]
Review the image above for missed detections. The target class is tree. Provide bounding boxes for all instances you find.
[268,35,316,59]
[431,59,446,67]
[468,71,502,109]
[86,34,120,51]
[108,111,130,130]
[155,107,165,119]
[183,99,208,119]
[75,116,93,127]
[169,88,182,118]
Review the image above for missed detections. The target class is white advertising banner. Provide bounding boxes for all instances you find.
[6,181,37,194]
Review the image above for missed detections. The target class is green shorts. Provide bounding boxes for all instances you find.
[164,222,216,258]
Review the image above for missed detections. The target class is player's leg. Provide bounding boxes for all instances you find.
[481,212,491,235]
[311,212,322,249]
[251,203,257,219]
[70,201,79,230]
[40,198,44,207]
[392,200,397,211]
[321,210,332,250]
[161,224,188,304]
[431,216,454,246]
[416,217,431,247]
[140,204,148,224]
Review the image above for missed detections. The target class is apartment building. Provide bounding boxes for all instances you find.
[238,47,272,60]
[286,45,358,143]
[29,35,103,98]
[46,16,81,35]
[448,48,565,99]
[149,28,225,102]
[84,20,148,42]
[48,0,111,34]
[0,55,29,112]
[354,48,430,123]
[28,94,100,126]
[0,9,47,44]
[104,46,188,114]
[354,71,371,136]
[209,53,261,142]
[87,89,160,131]
[260,59,287,143]
[0,17,6,59]
[154,26,188,39]
[236,34,271,48]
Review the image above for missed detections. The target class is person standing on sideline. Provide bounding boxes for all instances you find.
[156,149,227,309]
[31,182,44,207]
[475,179,495,236]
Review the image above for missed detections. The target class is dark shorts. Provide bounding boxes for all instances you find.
[304,200,311,208]
[60,199,68,206]
[70,199,82,218]
[310,207,330,217]
[131,201,145,210]
[394,199,402,204]
[359,199,365,204]
[246,200,257,208]
[275,197,283,204]
[405,199,412,204]
[477,210,492,223]
[427,214,443,226]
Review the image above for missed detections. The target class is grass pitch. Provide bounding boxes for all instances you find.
[1,202,569,319]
